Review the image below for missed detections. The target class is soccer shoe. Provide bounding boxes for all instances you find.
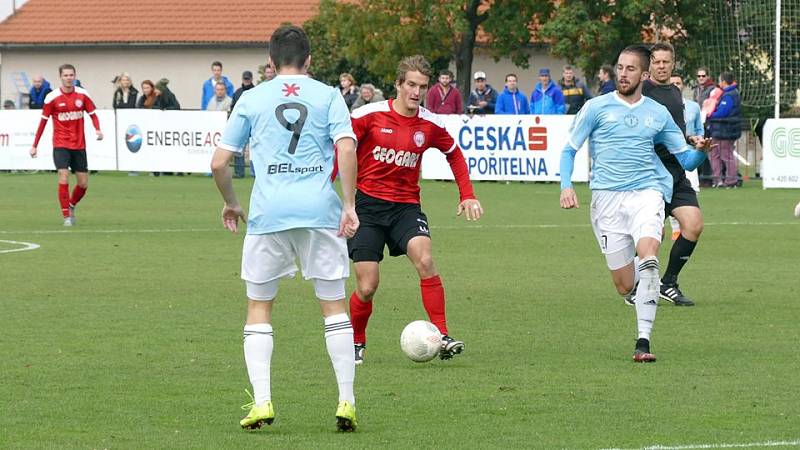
[63,217,73,227]
[354,343,366,365]
[660,283,695,306]
[632,338,656,363]
[240,398,275,430]
[440,335,465,360]
[335,400,357,432]
[623,281,638,306]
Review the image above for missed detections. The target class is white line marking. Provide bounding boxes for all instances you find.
[601,439,800,450]
[0,221,796,235]
[0,240,41,254]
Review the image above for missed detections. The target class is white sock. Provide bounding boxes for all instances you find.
[633,256,641,286]
[635,257,659,340]
[324,313,355,404]
[243,323,273,406]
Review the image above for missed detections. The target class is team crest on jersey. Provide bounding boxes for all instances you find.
[643,115,654,128]
[75,99,83,108]
[623,114,639,128]
[413,131,425,147]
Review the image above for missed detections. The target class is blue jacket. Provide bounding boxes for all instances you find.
[708,84,742,140]
[598,79,615,96]
[530,80,566,115]
[201,76,235,110]
[29,79,52,109]
[494,88,529,114]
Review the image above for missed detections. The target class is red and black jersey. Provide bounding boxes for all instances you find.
[350,99,474,204]
[33,87,100,150]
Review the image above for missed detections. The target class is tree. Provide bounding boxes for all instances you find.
[305,0,551,103]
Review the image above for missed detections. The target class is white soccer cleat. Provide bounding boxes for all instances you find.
[63,217,73,227]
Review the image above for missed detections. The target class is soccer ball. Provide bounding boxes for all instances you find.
[400,320,443,362]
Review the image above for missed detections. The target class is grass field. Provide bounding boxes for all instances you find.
[1,173,799,449]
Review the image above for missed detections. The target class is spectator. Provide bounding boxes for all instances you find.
[263,62,276,82]
[207,82,232,112]
[156,78,181,110]
[230,71,255,179]
[530,68,566,115]
[201,61,234,110]
[597,65,615,95]
[3,100,16,109]
[339,73,359,110]
[350,83,385,111]
[137,80,161,109]
[693,67,715,105]
[112,73,138,109]
[559,65,592,115]
[467,71,497,115]
[28,75,52,109]
[494,73,529,115]
[706,71,742,188]
[425,69,463,114]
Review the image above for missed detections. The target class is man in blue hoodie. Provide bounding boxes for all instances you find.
[530,68,566,115]
[28,75,52,109]
[201,61,235,110]
[494,73,529,115]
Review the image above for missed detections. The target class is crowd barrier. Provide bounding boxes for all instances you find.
[0,109,592,181]
[762,119,800,189]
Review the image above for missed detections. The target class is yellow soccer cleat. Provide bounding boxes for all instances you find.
[240,399,275,430]
[335,400,357,432]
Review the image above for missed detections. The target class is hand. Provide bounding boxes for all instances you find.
[478,101,488,107]
[29,146,38,158]
[221,203,247,233]
[457,199,483,221]
[560,187,579,209]
[96,131,104,141]
[688,135,711,151]
[338,205,359,238]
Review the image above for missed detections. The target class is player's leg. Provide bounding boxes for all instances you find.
[239,233,296,429]
[662,186,703,306]
[591,191,636,304]
[69,150,89,220]
[347,223,385,363]
[709,142,723,187]
[53,149,72,224]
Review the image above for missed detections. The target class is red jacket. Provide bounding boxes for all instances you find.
[426,84,463,114]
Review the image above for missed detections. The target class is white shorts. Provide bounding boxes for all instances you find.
[241,228,349,301]
[590,189,665,270]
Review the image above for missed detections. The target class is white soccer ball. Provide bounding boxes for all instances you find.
[794,201,800,218]
[400,320,443,362]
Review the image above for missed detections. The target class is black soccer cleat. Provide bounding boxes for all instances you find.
[354,343,366,365]
[632,338,656,363]
[440,335,464,360]
[660,283,695,306]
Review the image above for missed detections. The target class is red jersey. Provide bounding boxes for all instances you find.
[33,87,100,150]
[351,99,474,204]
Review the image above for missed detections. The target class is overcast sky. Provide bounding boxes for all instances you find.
[0,0,29,23]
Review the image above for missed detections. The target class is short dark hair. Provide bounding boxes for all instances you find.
[440,69,454,78]
[505,73,517,82]
[600,64,615,79]
[58,64,76,75]
[619,45,652,72]
[396,55,433,84]
[269,25,310,71]
[720,71,735,84]
[211,61,223,69]
[563,65,574,71]
[650,42,675,57]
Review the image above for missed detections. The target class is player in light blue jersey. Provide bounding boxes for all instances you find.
[210,25,360,432]
[559,45,707,363]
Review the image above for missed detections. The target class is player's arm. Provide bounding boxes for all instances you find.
[84,95,103,140]
[329,91,359,237]
[30,101,52,157]
[211,102,250,233]
[432,122,482,220]
[656,115,707,171]
[559,102,595,209]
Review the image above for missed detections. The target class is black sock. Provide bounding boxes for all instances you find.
[662,235,697,285]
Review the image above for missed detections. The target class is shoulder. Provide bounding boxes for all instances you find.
[351,100,390,119]
[75,86,92,97]
[43,90,60,104]
[417,106,446,128]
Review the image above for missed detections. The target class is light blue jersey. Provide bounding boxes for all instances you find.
[219,74,356,234]
[561,92,697,203]
[684,99,704,137]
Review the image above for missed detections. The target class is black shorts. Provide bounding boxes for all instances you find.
[666,176,700,215]
[347,190,431,262]
[53,148,88,172]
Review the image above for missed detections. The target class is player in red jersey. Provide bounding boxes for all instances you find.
[30,64,103,226]
[347,55,483,364]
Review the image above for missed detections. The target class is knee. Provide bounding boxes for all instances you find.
[78,181,88,189]
[413,254,436,278]
[356,280,378,301]
[615,281,634,296]
[682,218,704,241]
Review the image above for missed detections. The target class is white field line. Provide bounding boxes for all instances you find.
[601,439,800,450]
[0,240,41,254]
[0,221,797,235]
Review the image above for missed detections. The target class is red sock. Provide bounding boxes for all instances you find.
[58,183,70,217]
[349,292,373,344]
[70,185,87,206]
[420,275,448,335]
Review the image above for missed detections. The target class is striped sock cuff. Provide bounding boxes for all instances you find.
[324,313,353,336]
[638,257,659,272]
[244,323,273,339]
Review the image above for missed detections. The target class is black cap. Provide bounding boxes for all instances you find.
[242,70,253,80]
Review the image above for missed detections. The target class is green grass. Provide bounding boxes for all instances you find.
[1,173,799,449]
